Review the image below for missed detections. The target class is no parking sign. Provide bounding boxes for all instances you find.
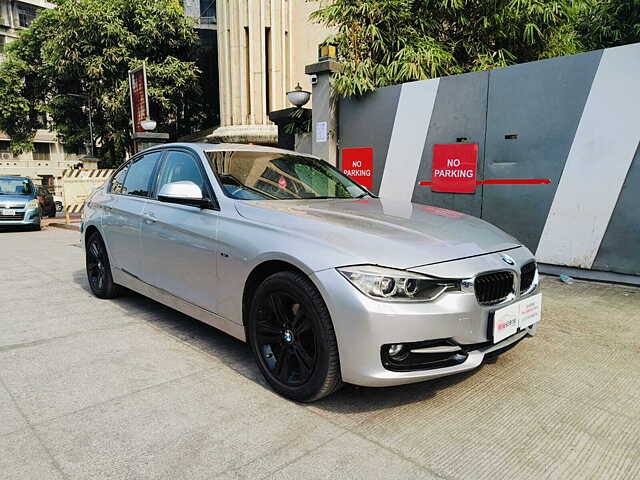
[341,148,373,190]
[432,144,478,193]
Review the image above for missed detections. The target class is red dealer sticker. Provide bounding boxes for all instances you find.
[342,148,373,190]
[432,144,478,193]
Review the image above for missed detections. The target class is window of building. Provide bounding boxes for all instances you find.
[17,3,38,28]
[0,141,10,153]
[199,0,216,24]
[33,143,51,161]
[265,27,271,115]
[64,144,86,156]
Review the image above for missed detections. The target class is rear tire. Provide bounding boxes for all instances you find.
[86,232,120,299]
[248,271,342,402]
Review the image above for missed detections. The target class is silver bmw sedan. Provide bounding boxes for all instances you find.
[82,143,541,402]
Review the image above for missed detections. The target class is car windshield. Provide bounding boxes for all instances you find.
[0,178,33,195]
[205,151,371,200]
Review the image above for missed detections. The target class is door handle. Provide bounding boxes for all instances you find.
[143,212,157,224]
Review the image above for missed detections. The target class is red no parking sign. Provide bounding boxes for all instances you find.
[341,148,374,190]
[432,144,478,193]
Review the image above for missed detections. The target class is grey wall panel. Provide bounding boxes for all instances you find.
[481,50,603,253]
[411,70,489,217]
[592,143,640,275]
[536,43,640,268]
[339,84,402,193]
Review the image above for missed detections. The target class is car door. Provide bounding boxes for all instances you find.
[101,151,162,278]
[140,149,220,313]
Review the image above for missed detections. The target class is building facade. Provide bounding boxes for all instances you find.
[210,0,332,144]
[0,0,87,190]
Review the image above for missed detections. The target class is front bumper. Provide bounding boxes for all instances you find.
[0,208,40,226]
[311,246,540,387]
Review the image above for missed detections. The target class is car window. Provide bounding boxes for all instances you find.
[110,163,129,194]
[0,178,34,195]
[205,151,369,200]
[155,151,205,196]
[122,152,162,197]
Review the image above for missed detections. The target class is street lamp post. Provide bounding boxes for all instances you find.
[87,93,94,158]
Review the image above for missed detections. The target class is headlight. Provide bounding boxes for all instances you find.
[337,265,460,302]
[26,199,39,210]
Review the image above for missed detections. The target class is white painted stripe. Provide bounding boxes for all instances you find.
[536,43,640,268]
[379,78,440,203]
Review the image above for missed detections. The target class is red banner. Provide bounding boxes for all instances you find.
[341,147,373,190]
[128,64,149,133]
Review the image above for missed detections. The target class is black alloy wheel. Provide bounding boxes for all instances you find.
[255,291,317,386]
[248,271,342,402]
[85,233,119,299]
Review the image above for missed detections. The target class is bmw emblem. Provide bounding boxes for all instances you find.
[283,330,294,343]
[501,254,516,266]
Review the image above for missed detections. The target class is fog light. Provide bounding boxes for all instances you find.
[388,344,404,357]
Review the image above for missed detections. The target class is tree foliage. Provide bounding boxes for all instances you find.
[577,0,640,50]
[0,0,205,166]
[311,0,588,96]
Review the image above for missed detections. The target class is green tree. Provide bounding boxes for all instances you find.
[577,0,640,50]
[0,0,204,166]
[310,0,587,96]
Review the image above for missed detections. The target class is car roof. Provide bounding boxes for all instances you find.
[141,142,319,159]
[0,175,30,180]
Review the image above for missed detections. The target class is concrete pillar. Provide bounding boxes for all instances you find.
[305,60,341,166]
[132,132,170,153]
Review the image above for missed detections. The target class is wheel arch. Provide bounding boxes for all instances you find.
[242,260,309,327]
[84,225,102,242]
[84,224,101,244]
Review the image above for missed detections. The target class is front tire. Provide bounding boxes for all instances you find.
[86,232,119,299]
[248,271,342,402]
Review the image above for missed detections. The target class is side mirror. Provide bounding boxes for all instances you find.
[157,181,212,208]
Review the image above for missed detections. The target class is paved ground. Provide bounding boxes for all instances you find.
[1,227,639,480]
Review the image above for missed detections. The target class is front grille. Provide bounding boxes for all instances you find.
[0,212,25,221]
[520,262,537,293]
[1,205,25,209]
[474,271,514,305]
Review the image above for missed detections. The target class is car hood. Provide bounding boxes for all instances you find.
[235,198,521,270]
[0,194,35,205]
